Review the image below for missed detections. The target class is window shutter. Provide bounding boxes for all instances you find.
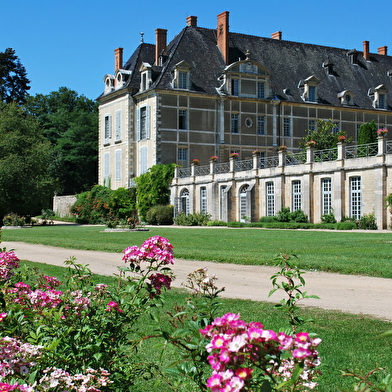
[146,106,150,139]
[136,108,141,141]
[115,111,121,140]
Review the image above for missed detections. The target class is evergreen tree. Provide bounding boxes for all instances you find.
[358,120,377,145]
[0,48,30,104]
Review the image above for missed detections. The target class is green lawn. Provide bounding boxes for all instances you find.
[3,225,392,278]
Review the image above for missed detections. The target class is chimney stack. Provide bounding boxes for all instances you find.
[271,31,282,40]
[114,47,123,72]
[378,46,388,55]
[186,15,197,27]
[363,40,370,61]
[155,28,167,65]
[217,11,229,64]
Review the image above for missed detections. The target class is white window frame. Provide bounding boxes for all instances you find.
[180,189,190,215]
[137,106,150,141]
[257,81,265,99]
[104,152,110,182]
[177,147,188,167]
[266,182,275,216]
[231,78,239,96]
[104,115,111,144]
[200,187,207,214]
[321,178,332,215]
[350,176,362,219]
[292,180,302,211]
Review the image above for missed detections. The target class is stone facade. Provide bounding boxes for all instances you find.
[171,138,392,229]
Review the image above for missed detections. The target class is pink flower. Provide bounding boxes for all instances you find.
[0,313,7,321]
[235,367,253,380]
[106,301,123,313]
[147,273,172,298]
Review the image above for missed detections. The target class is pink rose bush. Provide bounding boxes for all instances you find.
[0,251,20,282]
[201,313,321,391]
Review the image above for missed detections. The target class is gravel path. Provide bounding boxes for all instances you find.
[3,241,392,322]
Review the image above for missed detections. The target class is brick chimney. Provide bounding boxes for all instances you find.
[114,47,123,72]
[217,11,229,64]
[363,40,370,61]
[155,28,167,65]
[271,31,282,40]
[186,15,197,27]
[378,46,388,55]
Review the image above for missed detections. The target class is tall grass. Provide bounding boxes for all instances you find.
[3,225,392,277]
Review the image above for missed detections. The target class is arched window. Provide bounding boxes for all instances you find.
[240,185,249,222]
[180,189,190,215]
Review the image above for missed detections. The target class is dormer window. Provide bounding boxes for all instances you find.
[219,59,270,99]
[348,49,359,65]
[104,75,115,94]
[172,60,191,90]
[369,84,388,109]
[139,63,153,92]
[323,61,334,76]
[338,90,354,106]
[301,75,320,103]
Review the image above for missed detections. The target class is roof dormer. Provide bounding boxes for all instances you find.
[171,60,191,90]
[368,84,389,109]
[299,75,320,103]
[139,62,153,92]
[103,74,115,94]
[338,90,355,106]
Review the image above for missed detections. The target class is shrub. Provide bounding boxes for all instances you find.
[336,221,357,230]
[276,207,291,222]
[174,212,211,226]
[321,211,337,224]
[2,213,26,227]
[358,213,378,230]
[259,215,277,223]
[146,205,174,225]
[290,209,309,223]
[206,220,227,226]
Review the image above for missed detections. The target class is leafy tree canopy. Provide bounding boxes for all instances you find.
[0,102,57,219]
[25,87,98,195]
[300,119,351,150]
[134,164,177,221]
[0,48,30,104]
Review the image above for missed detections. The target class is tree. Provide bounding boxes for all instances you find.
[358,120,377,145]
[0,103,57,220]
[300,119,351,150]
[134,164,177,221]
[0,48,30,104]
[25,87,98,194]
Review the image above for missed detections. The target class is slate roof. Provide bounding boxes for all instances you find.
[121,25,392,110]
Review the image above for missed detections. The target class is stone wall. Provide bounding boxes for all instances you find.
[53,195,76,217]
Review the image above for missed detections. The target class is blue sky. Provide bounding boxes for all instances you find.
[2,0,392,101]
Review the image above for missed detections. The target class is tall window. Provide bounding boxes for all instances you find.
[266,182,275,216]
[231,79,239,96]
[308,86,316,102]
[104,115,111,143]
[231,113,239,134]
[240,185,249,222]
[257,82,265,99]
[115,110,121,141]
[179,109,187,130]
[379,93,386,109]
[321,178,332,215]
[179,72,188,89]
[178,148,188,168]
[137,106,150,140]
[140,146,147,174]
[350,176,361,219]
[292,180,301,211]
[104,152,110,182]
[220,185,227,221]
[257,115,265,135]
[200,187,207,214]
[115,150,121,181]
[180,189,190,215]
[283,118,291,137]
